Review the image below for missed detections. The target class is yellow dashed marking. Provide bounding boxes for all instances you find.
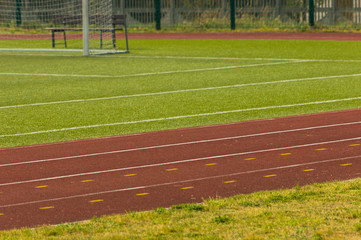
[280,153,291,156]
[340,163,352,166]
[89,199,103,203]
[244,158,256,161]
[224,180,236,184]
[136,193,149,196]
[39,206,54,210]
[349,144,360,147]
[124,174,136,177]
[81,180,94,183]
[35,185,48,189]
[303,169,315,172]
[181,186,194,190]
[264,174,277,178]
[0,213,3,216]
[166,168,178,171]
[205,163,217,166]
[316,148,327,151]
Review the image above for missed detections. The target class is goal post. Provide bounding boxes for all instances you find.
[0,0,129,55]
[83,0,89,56]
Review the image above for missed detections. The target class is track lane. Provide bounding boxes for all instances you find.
[0,123,360,187]
[0,137,360,206]
[0,154,359,230]
[0,109,360,230]
[1,120,360,183]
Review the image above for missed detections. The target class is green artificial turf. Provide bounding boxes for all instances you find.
[1,38,361,239]
[1,39,361,148]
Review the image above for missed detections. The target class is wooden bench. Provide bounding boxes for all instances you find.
[45,14,128,51]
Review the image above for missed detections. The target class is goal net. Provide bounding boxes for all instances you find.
[0,0,128,55]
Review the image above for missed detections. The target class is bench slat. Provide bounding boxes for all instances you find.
[47,14,128,51]
[51,15,126,26]
[45,28,123,31]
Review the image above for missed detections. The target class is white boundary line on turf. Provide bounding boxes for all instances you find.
[1,73,361,109]
[0,60,307,79]
[0,53,296,61]
[1,96,361,138]
[0,154,360,207]
[114,55,303,61]
[1,120,361,168]
[3,53,361,63]
[116,55,361,63]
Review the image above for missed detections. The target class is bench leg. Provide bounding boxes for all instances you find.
[52,30,55,48]
[112,30,116,49]
[100,30,103,49]
[124,25,129,52]
[63,30,67,48]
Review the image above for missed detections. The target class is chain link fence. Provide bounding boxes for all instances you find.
[112,0,361,29]
[1,0,360,31]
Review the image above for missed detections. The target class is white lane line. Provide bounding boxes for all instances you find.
[1,136,361,187]
[2,73,361,109]
[1,120,361,168]
[0,61,300,79]
[1,96,361,138]
[1,154,360,209]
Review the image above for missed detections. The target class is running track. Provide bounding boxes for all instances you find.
[0,109,360,230]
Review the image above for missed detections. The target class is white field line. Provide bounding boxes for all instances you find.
[117,55,361,63]
[1,96,361,138]
[111,55,361,63]
[0,60,303,79]
[0,53,301,61]
[2,73,361,109]
[0,53,297,61]
[0,154,360,208]
[115,55,304,61]
[3,52,361,63]
[1,120,361,168]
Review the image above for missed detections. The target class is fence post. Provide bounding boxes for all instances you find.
[230,0,236,30]
[309,0,315,26]
[16,0,22,26]
[155,0,161,30]
[276,0,281,18]
[221,0,227,17]
[332,0,337,24]
[170,0,175,25]
[121,0,126,15]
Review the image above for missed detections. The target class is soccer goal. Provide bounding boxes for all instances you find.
[0,0,129,55]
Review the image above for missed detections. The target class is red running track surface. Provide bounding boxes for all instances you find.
[0,109,360,230]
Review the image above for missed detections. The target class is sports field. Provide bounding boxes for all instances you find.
[0,35,361,237]
[1,37,361,148]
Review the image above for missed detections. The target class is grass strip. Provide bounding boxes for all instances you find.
[1,178,360,239]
